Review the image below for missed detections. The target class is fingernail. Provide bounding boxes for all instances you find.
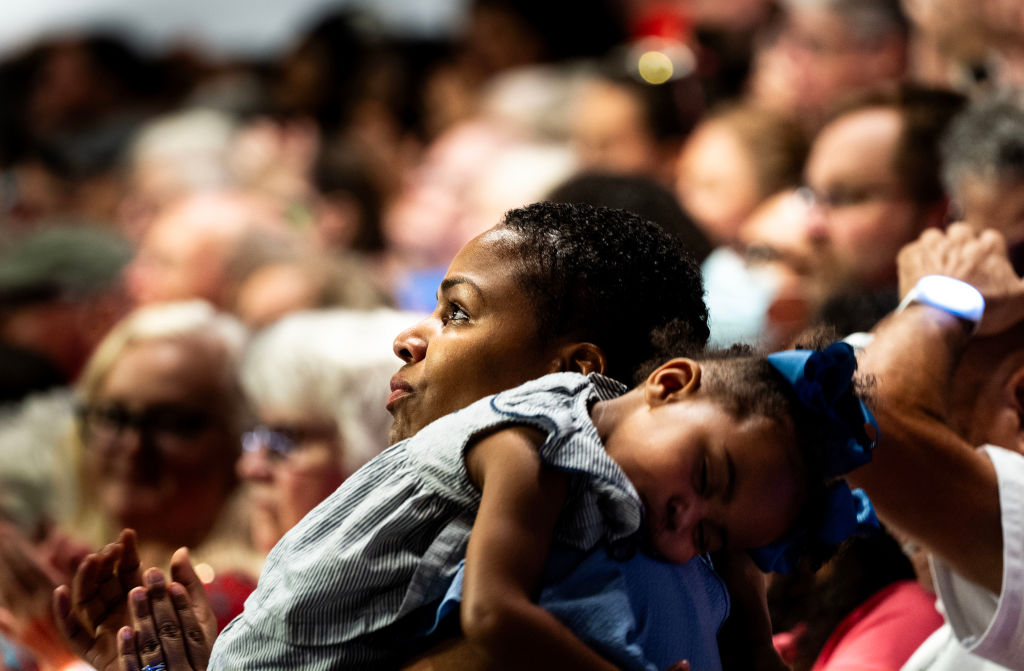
[131,588,147,603]
[120,626,133,640]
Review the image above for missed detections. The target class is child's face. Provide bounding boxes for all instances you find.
[388,228,562,444]
[606,380,804,564]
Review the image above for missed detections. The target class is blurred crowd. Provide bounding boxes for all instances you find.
[2,0,1024,669]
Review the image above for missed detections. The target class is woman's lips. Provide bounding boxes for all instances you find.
[386,376,413,410]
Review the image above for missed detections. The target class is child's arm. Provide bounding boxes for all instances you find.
[460,426,621,671]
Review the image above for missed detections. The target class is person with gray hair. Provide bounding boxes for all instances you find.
[237,307,420,553]
[941,96,1024,272]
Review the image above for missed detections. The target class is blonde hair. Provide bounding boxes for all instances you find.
[77,300,250,434]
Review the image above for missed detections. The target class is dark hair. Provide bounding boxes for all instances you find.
[703,102,809,198]
[640,327,870,570]
[495,201,709,384]
[547,171,714,263]
[312,139,385,253]
[827,0,910,44]
[472,0,628,64]
[767,528,915,671]
[827,84,967,205]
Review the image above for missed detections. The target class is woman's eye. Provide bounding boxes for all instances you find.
[443,304,469,324]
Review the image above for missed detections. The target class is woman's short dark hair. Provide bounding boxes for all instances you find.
[496,201,709,384]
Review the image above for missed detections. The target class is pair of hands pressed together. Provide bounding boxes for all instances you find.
[52,529,214,671]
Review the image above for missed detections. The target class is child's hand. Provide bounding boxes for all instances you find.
[666,661,690,671]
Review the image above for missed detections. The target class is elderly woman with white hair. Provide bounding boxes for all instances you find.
[236,308,419,553]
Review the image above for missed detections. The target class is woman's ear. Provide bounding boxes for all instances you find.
[645,358,702,406]
[548,342,607,376]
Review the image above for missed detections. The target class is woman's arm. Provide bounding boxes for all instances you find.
[460,426,621,671]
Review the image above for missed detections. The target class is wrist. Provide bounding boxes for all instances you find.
[896,275,985,334]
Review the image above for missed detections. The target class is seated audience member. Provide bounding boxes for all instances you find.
[71,300,259,625]
[769,527,943,671]
[236,308,419,552]
[0,224,133,385]
[901,0,1024,95]
[849,225,1024,670]
[941,95,1024,273]
[676,103,807,250]
[704,189,836,349]
[119,108,239,240]
[0,516,92,671]
[569,66,703,188]
[309,137,387,257]
[795,84,965,334]
[124,189,289,310]
[232,253,394,330]
[748,0,910,131]
[0,436,93,671]
[547,170,713,264]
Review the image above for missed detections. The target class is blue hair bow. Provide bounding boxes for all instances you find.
[748,342,880,573]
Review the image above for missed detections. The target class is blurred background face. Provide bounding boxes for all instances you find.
[676,119,762,247]
[800,107,919,288]
[236,408,344,553]
[81,338,237,544]
[571,80,661,177]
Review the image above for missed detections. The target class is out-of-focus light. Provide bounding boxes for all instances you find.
[638,50,675,84]
[195,562,216,584]
[626,37,697,85]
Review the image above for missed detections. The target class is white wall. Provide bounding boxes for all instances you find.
[0,0,469,60]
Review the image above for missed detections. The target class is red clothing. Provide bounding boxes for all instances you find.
[205,570,258,631]
[810,580,944,671]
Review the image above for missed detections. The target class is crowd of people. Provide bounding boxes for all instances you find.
[2,0,1024,669]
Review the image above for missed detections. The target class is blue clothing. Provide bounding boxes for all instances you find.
[210,372,640,670]
[433,548,729,671]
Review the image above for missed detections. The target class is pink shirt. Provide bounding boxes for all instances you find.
[811,580,944,671]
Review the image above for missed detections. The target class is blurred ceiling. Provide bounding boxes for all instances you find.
[0,0,468,60]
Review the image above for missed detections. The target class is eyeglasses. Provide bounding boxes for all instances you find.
[241,424,338,461]
[797,184,905,211]
[78,403,214,451]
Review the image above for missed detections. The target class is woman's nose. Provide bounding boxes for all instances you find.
[393,322,429,364]
[237,443,274,482]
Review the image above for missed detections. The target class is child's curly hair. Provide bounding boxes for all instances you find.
[639,325,876,571]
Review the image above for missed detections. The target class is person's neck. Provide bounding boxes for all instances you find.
[590,386,645,447]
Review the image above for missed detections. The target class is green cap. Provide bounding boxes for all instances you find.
[0,224,134,306]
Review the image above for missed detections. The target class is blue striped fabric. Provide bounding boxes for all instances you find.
[209,372,642,670]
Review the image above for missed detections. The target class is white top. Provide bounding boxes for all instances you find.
[902,445,1024,671]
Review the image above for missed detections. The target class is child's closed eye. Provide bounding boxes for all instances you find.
[697,456,710,496]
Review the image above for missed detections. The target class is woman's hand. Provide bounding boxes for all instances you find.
[0,522,80,670]
[53,528,141,671]
[116,567,211,671]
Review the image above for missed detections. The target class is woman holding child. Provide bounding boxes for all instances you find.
[60,202,876,671]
